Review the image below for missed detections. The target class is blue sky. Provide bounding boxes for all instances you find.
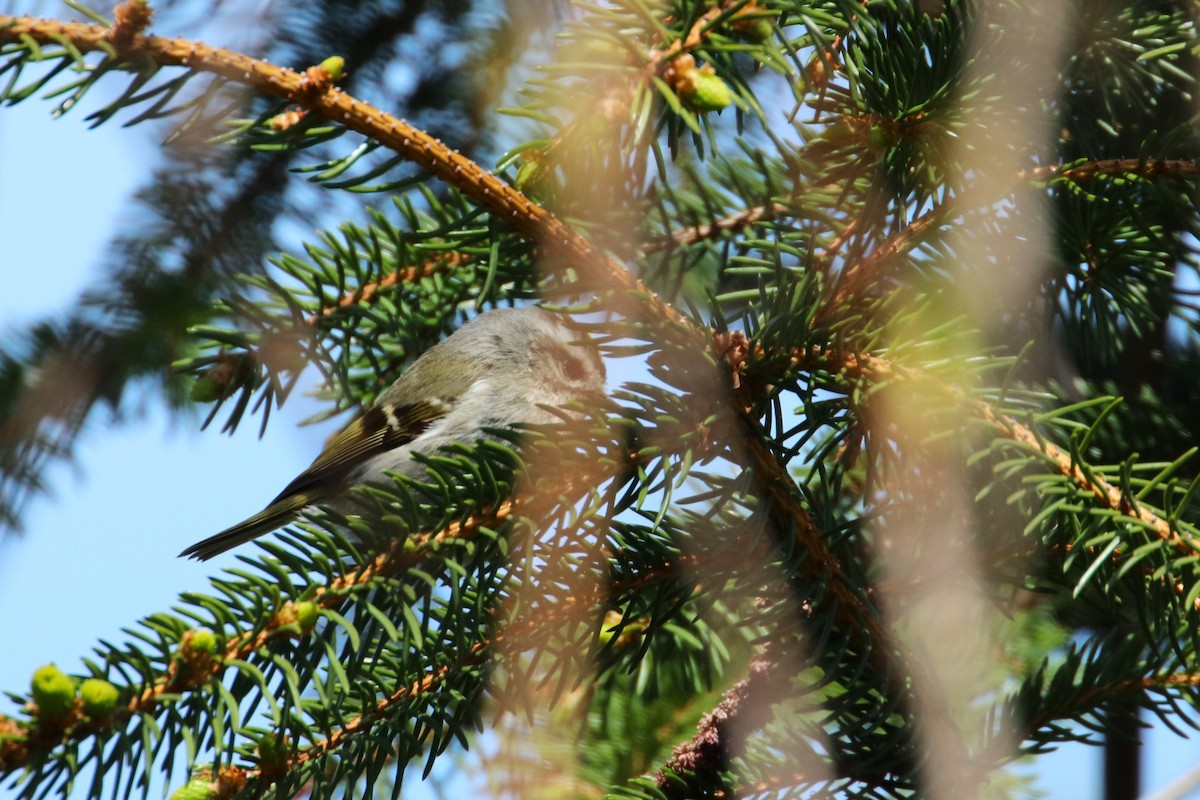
[0,20,1197,800]
[0,93,342,795]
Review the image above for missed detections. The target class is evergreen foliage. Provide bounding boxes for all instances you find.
[2,0,1200,797]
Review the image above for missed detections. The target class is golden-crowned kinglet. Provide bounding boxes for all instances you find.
[180,307,606,560]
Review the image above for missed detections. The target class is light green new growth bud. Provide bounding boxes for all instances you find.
[79,679,120,719]
[514,159,542,194]
[684,72,733,112]
[513,156,558,204]
[169,777,216,800]
[254,734,279,762]
[255,734,293,780]
[740,18,774,42]
[190,374,220,403]
[294,601,320,632]
[867,125,893,152]
[31,664,76,720]
[320,56,345,80]
[190,352,253,404]
[597,610,646,649]
[174,630,221,687]
[188,629,217,654]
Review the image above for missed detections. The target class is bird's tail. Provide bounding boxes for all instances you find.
[179,494,311,561]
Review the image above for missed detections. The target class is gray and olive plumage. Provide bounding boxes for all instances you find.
[180,308,607,561]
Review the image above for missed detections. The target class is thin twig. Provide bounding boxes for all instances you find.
[640,201,793,254]
[307,252,472,324]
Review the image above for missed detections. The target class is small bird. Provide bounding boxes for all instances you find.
[180,307,607,560]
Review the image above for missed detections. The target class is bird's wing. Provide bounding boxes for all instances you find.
[179,398,451,561]
[268,398,452,503]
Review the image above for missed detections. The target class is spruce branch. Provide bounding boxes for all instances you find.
[0,412,635,778]
[641,201,794,254]
[639,158,1200,294]
[642,5,725,73]
[529,2,730,161]
[974,401,1200,559]
[987,662,1200,770]
[802,0,866,106]
[678,331,1200,792]
[0,511,495,773]
[241,640,486,790]
[307,252,473,325]
[816,157,1200,324]
[0,467,595,774]
[4,1,1200,796]
[1022,158,1200,184]
[818,208,943,322]
[739,422,974,782]
[796,349,1200,559]
[656,649,787,797]
[197,536,700,794]
[106,0,152,52]
[0,13,697,340]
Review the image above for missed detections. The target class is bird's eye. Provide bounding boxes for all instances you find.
[562,354,590,382]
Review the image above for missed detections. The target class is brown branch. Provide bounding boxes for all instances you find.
[813,158,1200,324]
[1143,671,1200,689]
[282,642,485,773]
[0,410,641,775]
[797,0,861,87]
[0,502,515,774]
[219,531,711,791]
[108,0,152,50]
[710,331,972,787]
[640,201,793,254]
[306,252,472,324]
[976,669,1200,775]
[704,342,1200,792]
[265,578,593,779]
[738,423,976,777]
[818,205,945,323]
[638,200,862,262]
[644,7,725,77]
[198,647,477,794]
[803,349,1200,559]
[0,14,700,342]
[729,359,917,651]
[975,402,1200,558]
[301,4,758,319]
[657,651,787,796]
[1021,158,1200,184]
